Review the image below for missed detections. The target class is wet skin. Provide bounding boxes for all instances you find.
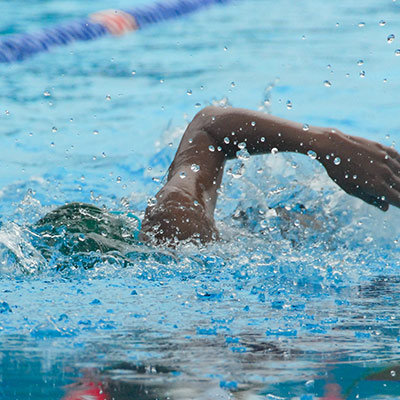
[141,106,400,244]
[39,106,400,247]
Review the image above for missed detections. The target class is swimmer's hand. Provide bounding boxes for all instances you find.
[317,130,400,210]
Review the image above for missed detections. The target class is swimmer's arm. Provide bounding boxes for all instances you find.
[141,106,400,244]
[183,106,400,211]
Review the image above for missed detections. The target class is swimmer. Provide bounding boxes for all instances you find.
[38,106,400,248]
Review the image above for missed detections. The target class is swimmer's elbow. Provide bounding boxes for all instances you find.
[189,106,235,154]
[191,106,228,134]
[193,105,222,121]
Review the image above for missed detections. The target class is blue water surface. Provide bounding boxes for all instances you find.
[1,0,400,399]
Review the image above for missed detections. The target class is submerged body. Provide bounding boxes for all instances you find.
[38,106,400,251]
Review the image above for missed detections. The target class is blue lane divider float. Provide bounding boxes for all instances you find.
[0,0,231,63]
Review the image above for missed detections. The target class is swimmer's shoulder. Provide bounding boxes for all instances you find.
[141,189,218,245]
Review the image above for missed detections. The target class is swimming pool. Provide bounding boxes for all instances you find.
[1,0,400,398]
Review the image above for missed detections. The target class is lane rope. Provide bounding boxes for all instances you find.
[0,0,231,63]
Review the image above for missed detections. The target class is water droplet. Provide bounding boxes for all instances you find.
[395,49,400,56]
[357,59,364,66]
[116,176,122,183]
[251,121,256,127]
[260,137,265,142]
[191,163,200,172]
[102,152,106,158]
[93,130,99,135]
[286,100,293,110]
[195,103,201,108]
[43,90,51,97]
[358,22,365,27]
[307,150,317,159]
[52,126,57,133]
[323,80,332,87]
[391,370,396,377]
[302,124,309,131]
[208,145,215,152]
[147,197,157,206]
[359,70,366,78]
[387,34,395,44]
[305,380,314,388]
[105,95,111,101]
[353,174,357,179]
[291,161,298,169]
[78,234,85,242]
[160,79,164,84]
[179,171,187,179]
[334,157,341,165]
[257,168,263,174]
[50,142,55,147]
[224,46,228,51]
[379,20,386,26]
[224,137,230,144]
[237,149,250,160]
[385,154,389,159]
[4,110,10,115]
[238,142,246,150]
[230,163,245,179]
[231,82,236,87]
[262,99,271,109]
[301,34,306,40]
[271,148,278,155]
[187,89,192,95]
[131,70,136,75]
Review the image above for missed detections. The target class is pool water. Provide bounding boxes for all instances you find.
[1,0,400,399]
